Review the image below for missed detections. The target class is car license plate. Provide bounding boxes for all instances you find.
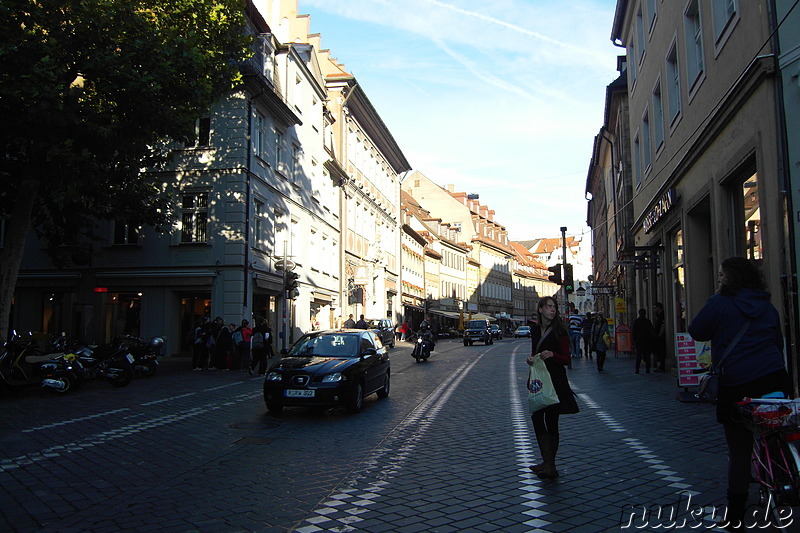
[126,353,135,363]
[285,389,314,398]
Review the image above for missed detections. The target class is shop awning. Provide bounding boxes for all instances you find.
[467,313,497,322]
[428,310,461,319]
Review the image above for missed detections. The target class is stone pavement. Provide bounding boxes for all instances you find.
[1,340,798,533]
[287,343,795,533]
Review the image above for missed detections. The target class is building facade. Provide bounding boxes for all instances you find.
[609,0,797,381]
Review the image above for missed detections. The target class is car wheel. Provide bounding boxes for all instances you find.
[390,338,396,349]
[488,338,493,345]
[463,339,469,346]
[377,372,390,399]
[346,382,364,413]
[266,402,283,414]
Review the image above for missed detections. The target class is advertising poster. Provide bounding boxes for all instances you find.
[675,333,711,387]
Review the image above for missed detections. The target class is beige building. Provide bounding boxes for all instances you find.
[402,171,516,327]
[610,0,794,377]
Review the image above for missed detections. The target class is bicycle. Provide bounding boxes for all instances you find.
[736,397,800,527]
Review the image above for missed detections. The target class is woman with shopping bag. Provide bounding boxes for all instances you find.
[527,296,580,479]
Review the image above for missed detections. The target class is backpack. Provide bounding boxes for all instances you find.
[232,330,244,345]
[251,332,264,348]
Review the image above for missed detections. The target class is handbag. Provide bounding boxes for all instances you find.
[527,355,560,412]
[696,318,751,404]
[602,332,613,349]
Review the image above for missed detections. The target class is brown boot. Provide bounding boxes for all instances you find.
[529,433,551,474]
[536,434,560,479]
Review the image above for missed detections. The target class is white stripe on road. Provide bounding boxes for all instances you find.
[295,354,486,533]
[509,346,553,532]
[576,392,698,495]
[0,391,261,473]
[21,408,130,433]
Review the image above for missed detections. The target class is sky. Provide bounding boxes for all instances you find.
[298,0,622,243]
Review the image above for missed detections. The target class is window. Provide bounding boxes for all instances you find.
[636,6,646,64]
[180,192,208,243]
[291,144,301,181]
[712,0,737,43]
[647,0,657,31]
[195,117,211,147]
[684,1,704,89]
[642,111,652,172]
[253,199,266,250]
[740,172,761,262]
[252,35,264,73]
[628,45,637,88]
[634,135,642,187]
[254,112,267,159]
[666,43,682,124]
[113,222,139,245]
[652,80,664,151]
[274,129,285,174]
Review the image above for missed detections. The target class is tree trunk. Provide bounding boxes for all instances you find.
[0,178,39,343]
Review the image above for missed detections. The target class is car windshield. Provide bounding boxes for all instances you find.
[288,334,359,358]
[468,321,486,328]
[367,320,382,328]
[517,326,530,331]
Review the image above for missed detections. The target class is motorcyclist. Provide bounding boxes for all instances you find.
[417,316,435,351]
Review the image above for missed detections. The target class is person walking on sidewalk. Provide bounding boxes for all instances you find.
[581,311,594,359]
[591,313,610,372]
[526,296,579,479]
[688,256,790,532]
[567,311,583,358]
[632,309,655,374]
[652,302,667,371]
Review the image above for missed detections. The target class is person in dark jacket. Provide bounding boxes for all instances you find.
[688,256,790,532]
[631,309,655,374]
[591,313,610,372]
[526,296,579,479]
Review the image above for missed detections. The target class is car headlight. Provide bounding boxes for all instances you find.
[322,373,343,383]
[266,372,282,382]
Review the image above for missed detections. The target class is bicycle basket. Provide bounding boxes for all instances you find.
[736,401,797,435]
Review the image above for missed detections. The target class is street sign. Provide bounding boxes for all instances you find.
[589,286,616,295]
[274,259,296,271]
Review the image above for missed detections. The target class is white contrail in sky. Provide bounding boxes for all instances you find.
[423,0,607,61]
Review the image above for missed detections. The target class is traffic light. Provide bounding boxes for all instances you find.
[548,263,562,285]
[285,271,300,299]
[563,263,574,293]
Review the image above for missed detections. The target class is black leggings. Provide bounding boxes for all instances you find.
[723,421,753,495]
[531,408,560,437]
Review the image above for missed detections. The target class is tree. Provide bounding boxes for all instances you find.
[0,0,253,342]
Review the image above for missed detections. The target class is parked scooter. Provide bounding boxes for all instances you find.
[0,333,67,393]
[115,334,163,376]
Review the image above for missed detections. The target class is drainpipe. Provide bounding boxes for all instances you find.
[767,0,799,395]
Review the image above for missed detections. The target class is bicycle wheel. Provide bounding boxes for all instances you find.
[753,433,800,526]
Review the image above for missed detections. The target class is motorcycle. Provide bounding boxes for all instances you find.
[115,334,163,376]
[411,331,434,363]
[41,339,134,391]
[0,333,69,393]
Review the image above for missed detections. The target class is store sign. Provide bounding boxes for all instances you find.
[643,189,677,234]
[675,333,711,387]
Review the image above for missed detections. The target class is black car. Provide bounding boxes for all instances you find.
[367,318,396,348]
[263,330,390,414]
[463,319,493,346]
[489,324,503,340]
